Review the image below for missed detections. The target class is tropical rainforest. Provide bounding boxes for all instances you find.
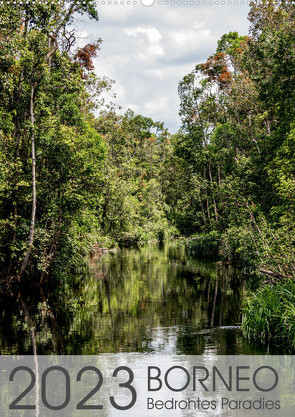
[0,0,295,351]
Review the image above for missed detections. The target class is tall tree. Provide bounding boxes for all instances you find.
[0,1,107,280]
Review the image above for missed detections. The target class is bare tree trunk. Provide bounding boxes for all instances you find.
[102,183,110,231]
[217,162,221,185]
[48,36,52,70]
[208,162,218,223]
[196,100,218,224]
[203,166,211,224]
[19,84,36,279]
[200,200,207,226]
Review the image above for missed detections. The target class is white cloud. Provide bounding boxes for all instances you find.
[125,26,164,60]
[145,69,164,78]
[75,29,88,40]
[168,22,212,49]
[143,96,170,116]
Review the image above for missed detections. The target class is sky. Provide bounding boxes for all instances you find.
[76,2,251,133]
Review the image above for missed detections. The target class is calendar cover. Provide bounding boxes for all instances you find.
[0,1,294,415]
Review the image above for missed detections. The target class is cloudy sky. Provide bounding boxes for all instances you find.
[77,2,251,133]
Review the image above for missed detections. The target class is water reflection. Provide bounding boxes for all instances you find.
[0,242,264,354]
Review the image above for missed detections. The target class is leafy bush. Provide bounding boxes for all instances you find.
[118,222,177,247]
[186,230,221,257]
[219,226,259,268]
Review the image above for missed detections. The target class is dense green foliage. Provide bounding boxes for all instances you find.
[170,2,295,275]
[0,0,106,280]
[186,231,220,258]
[166,1,295,350]
[0,1,174,280]
[95,109,174,246]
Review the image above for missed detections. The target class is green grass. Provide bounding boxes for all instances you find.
[242,279,295,351]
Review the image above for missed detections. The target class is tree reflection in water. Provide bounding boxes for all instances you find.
[0,242,265,355]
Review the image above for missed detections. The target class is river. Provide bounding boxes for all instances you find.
[0,241,264,355]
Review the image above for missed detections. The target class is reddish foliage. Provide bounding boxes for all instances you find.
[74,42,101,72]
[201,52,232,89]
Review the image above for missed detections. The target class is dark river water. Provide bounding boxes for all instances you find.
[0,242,264,355]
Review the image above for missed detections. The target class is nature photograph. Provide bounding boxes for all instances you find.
[0,0,295,363]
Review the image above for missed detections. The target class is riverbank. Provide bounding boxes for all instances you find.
[185,232,295,353]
